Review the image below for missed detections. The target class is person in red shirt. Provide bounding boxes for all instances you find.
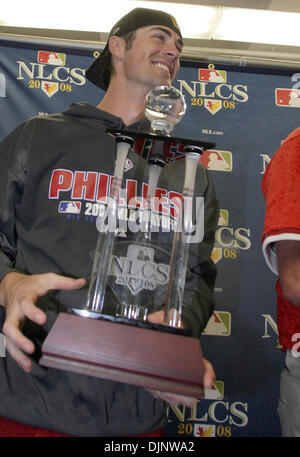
[262,126,300,436]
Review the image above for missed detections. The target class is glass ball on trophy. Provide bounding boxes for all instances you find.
[145,85,186,135]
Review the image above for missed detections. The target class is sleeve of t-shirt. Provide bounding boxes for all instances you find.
[262,133,300,275]
[0,121,30,281]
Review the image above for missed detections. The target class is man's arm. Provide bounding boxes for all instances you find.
[0,123,87,372]
[276,240,300,307]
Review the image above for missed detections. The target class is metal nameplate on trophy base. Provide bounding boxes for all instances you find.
[40,86,215,398]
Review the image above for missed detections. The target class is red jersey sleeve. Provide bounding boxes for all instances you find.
[262,128,300,273]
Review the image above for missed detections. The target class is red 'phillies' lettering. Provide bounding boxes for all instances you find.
[71,171,97,201]
[154,188,169,215]
[169,191,182,219]
[49,169,183,219]
[49,169,110,201]
[97,173,109,203]
[126,180,144,209]
[49,169,73,199]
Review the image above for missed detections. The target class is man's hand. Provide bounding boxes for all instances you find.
[0,272,85,372]
[146,310,216,407]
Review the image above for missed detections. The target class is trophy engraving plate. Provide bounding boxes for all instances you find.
[110,244,169,295]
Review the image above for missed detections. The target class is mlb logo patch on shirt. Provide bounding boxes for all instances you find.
[58,201,81,214]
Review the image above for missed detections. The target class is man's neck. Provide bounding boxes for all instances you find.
[97,80,150,126]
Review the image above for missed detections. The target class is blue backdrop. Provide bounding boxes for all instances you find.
[1,38,299,437]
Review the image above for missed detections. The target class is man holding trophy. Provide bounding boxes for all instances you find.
[0,8,219,437]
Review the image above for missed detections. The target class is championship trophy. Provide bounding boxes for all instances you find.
[40,86,215,398]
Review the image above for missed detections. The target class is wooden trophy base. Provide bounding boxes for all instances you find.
[40,312,205,398]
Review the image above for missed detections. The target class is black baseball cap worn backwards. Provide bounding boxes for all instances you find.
[86,8,182,91]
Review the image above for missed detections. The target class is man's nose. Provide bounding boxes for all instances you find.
[165,42,181,58]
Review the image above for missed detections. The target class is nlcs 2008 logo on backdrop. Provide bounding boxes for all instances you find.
[16,50,86,98]
[211,209,252,265]
[177,67,249,115]
[167,380,249,437]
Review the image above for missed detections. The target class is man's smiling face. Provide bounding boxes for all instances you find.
[120,25,183,91]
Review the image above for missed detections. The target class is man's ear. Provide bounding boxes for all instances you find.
[109,35,126,59]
